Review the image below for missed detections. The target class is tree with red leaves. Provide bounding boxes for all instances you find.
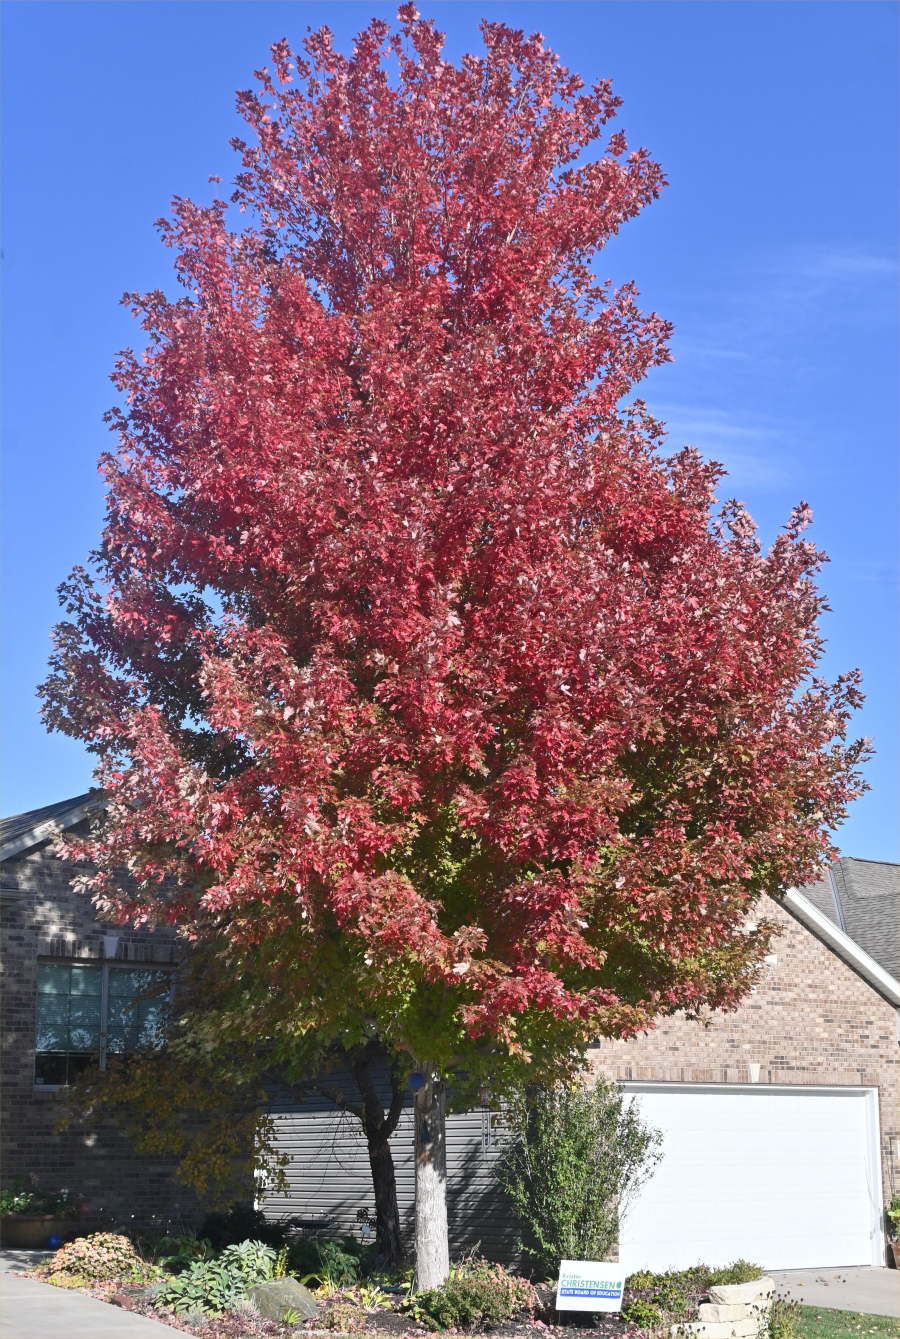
[41,8,868,1285]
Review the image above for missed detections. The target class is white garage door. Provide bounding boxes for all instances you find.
[618,1083,884,1272]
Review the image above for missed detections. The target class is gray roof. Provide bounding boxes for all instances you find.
[0,793,94,845]
[799,857,899,982]
[0,792,104,863]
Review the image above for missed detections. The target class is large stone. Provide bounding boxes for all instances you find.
[708,1278,774,1305]
[698,1303,752,1321]
[247,1277,318,1322]
[669,1322,758,1339]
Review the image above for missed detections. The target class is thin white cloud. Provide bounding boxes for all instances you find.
[650,404,793,488]
[638,241,897,493]
[677,243,897,356]
[840,559,900,586]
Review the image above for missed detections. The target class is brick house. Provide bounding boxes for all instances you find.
[2,792,897,1270]
[1,793,202,1232]
[591,877,899,1271]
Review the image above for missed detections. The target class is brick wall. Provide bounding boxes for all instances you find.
[0,827,205,1232]
[588,894,900,1207]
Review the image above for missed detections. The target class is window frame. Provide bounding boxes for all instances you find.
[34,958,175,1090]
[481,1107,504,1154]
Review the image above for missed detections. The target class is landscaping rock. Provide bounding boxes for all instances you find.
[248,1277,318,1321]
[670,1321,757,1338]
[697,1303,750,1321]
[708,1277,774,1305]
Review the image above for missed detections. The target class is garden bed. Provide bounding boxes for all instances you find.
[17,1265,751,1337]
[16,1221,781,1338]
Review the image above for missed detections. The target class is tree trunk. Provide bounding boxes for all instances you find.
[352,1046,406,1268]
[367,1133,405,1267]
[310,1042,407,1268]
[414,1067,449,1290]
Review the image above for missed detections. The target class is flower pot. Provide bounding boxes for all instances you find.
[890,1240,900,1269]
[0,1215,77,1249]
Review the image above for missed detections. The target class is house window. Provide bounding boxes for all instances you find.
[482,1108,503,1154]
[35,962,172,1088]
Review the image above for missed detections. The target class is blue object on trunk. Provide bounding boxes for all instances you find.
[407,1072,425,1090]
[47,1234,62,1248]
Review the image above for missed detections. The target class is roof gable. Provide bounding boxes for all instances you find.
[0,792,105,862]
[782,885,899,1006]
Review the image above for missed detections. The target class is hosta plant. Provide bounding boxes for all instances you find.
[157,1258,242,1316]
[155,1237,276,1316]
[219,1238,277,1280]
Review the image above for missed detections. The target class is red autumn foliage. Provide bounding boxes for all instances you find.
[41,8,868,1085]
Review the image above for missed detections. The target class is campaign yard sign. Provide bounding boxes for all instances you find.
[555,1260,626,1312]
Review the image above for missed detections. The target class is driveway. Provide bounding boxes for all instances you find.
[0,1251,184,1339]
[768,1266,899,1317]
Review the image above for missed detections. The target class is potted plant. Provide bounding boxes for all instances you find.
[887,1193,900,1268]
[0,1178,88,1248]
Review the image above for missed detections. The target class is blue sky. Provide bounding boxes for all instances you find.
[2,1,897,859]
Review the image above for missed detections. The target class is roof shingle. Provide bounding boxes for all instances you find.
[799,857,898,981]
[0,793,95,847]
[829,857,899,980]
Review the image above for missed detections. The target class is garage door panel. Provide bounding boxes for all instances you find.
[618,1086,878,1272]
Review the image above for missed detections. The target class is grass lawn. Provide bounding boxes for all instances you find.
[795,1305,898,1337]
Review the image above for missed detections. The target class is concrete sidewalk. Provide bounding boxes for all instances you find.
[768,1266,899,1317]
[0,1252,184,1339]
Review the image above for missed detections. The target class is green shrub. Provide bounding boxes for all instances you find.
[287,1235,364,1287]
[1,1180,87,1220]
[412,1259,535,1332]
[198,1203,288,1251]
[46,1233,153,1283]
[318,1237,364,1286]
[624,1268,693,1323]
[652,1278,688,1314]
[494,1078,663,1277]
[285,1236,323,1278]
[768,1295,801,1338]
[625,1268,663,1290]
[623,1263,764,1331]
[146,1230,213,1273]
[706,1260,764,1286]
[625,1261,764,1293]
[622,1296,665,1328]
[155,1237,276,1316]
